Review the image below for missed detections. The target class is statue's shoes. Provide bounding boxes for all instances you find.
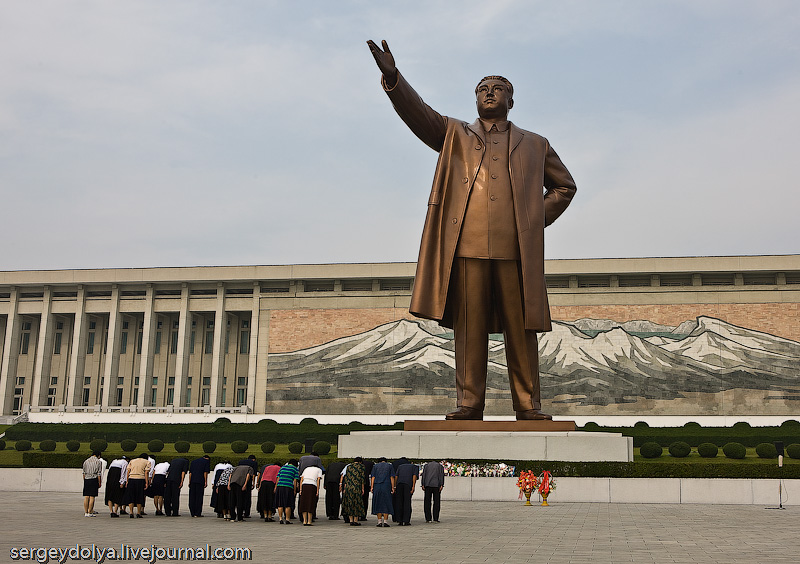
[516,409,552,420]
[445,407,484,420]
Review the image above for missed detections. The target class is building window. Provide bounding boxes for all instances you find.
[120,332,128,354]
[87,332,95,355]
[150,388,158,406]
[134,377,140,385]
[242,320,249,329]
[84,377,91,386]
[89,321,96,330]
[53,332,62,355]
[82,388,90,406]
[237,377,247,386]
[202,377,211,386]
[221,389,226,406]
[137,332,143,355]
[201,388,210,406]
[154,331,161,355]
[117,377,124,386]
[237,388,246,406]
[185,389,191,407]
[50,377,58,385]
[132,389,138,405]
[187,377,193,385]
[205,331,214,354]
[56,321,64,330]
[168,377,175,386]
[122,321,129,330]
[166,388,174,404]
[20,332,30,355]
[116,388,123,405]
[190,331,196,354]
[171,331,178,354]
[152,377,158,386]
[240,331,249,354]
[16,377,25,385]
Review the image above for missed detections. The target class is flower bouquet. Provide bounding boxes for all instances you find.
[537,471,556,506]
[516,470,540,505]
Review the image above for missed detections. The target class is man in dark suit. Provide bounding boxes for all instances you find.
[368,40,576,421]
[164,456,189,517]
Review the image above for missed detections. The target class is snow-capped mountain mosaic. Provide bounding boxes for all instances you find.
[265,316,800,415]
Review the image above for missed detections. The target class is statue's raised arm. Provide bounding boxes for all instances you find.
[366,39,398,88]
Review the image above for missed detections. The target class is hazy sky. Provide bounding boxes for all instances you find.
[1,1,798,271]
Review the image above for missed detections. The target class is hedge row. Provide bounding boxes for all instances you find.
[20,453,800,479]
[6,420,402,444]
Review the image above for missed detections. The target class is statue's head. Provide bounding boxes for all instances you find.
[475,75,514,120]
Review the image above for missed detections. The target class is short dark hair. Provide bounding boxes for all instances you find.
[476,75,514,97]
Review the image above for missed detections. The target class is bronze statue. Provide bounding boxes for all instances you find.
[367,40,576,421]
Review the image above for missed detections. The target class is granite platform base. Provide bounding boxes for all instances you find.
[338,421,633,462]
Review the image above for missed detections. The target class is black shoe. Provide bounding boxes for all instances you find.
[155,511,164,516]
[136,514,143,518]
[328,516,340,520]
[130,514,134,519]
[383,523,390,527]
[110,513,119,518]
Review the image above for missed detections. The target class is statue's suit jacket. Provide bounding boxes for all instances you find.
[384,72,577,332]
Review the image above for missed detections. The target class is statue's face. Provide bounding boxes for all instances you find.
[476,79,513,119]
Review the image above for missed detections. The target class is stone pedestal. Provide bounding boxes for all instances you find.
[338,420,633,462]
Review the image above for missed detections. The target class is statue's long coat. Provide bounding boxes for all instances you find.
[384,73,577,332]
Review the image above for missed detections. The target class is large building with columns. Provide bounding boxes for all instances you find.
[2,255,800,420]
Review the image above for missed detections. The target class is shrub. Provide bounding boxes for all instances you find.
[0,439,5,451]
[731,421,751,430]
[313,440,331,455]
[174,441,191,453]
[231,440,248,454]
[288,441,303,454]
[633,421,649,429]
[755,442,778,459]
[780,419,800,428]
[120,439,137,452]
[723,442,747,459]
[668,441,691,458]
[15,440,32,451]
[299,418,318,426]
[261,441,276,454]
[39,439,57,452]
[214,417,231,426]
[66,440,81,452]
[89,439,108,453]
[697,443,719,458]
[202,441,217,453]
[148,439,164,452]
[682,421,701,430]
[639,442,662,458]
[786,443,800,459]
[582,422,600,431]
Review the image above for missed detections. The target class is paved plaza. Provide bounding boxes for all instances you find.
[1,492,797,563]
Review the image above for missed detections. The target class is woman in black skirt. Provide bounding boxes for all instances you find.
[256,463,280,522]
[105,456,128,517]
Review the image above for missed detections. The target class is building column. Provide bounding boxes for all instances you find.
[136,285,157,409]
[31,286,55,409]
[172,283,191,410]
[209,283,226,408]
[253,300,270,415]
[245,282,260,412]
[0,287,21,415]
[101,286,122,409]
[65,286,88,407]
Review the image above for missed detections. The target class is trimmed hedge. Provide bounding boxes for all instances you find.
[148,439,165,452]
[723,442,747,459]
[288,442,303,454]
[39,440,57,452]
[202,441,217,453]
[89,439,108,453]
[668,441,691,458]
[639,442,662,459]
[120,439,137,452]
[786,443,800,459]
[313,441,331,455]
[174,441,190,453]
[755,442,777,459]
[231,440,248,454]
[697,443,719,458]
[0,439,5,451]
[4,420,403,445]
[15,440,32,451]
[66,440,81,452]
[261,441,276,454]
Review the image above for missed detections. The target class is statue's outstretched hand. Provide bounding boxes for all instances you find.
[367,39,397,86]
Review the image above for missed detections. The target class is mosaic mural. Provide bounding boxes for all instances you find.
[265,316,800,416]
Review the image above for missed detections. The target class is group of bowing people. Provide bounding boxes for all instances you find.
[103,451,443,527]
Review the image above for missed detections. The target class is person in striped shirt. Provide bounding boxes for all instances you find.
[273,460,300,524]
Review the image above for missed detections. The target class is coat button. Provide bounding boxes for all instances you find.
[475,146,481,150]
[492,155,499,161]
[491,174,498,179]
[490,195,497,201]
[462,177,468,183]
[452,218,458,224]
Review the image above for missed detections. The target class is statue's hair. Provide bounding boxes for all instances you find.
[476,75,514,97]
